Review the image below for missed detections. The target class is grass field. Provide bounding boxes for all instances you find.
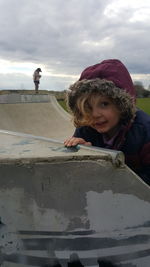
[136,98,150,115]
[58,98,150,115]
[58,99,68,112]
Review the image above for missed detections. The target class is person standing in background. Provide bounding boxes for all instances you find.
[33,68,42,93]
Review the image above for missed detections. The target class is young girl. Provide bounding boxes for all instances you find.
[64,59,150,185]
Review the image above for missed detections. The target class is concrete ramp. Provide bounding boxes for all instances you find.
[0,93,74,141]
[0,130,150,267]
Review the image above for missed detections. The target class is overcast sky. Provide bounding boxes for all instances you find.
[0,0,150,91]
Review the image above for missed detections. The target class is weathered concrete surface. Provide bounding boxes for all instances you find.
[0,94,74,141]
[0,131,150,267]
[0,93,51,103]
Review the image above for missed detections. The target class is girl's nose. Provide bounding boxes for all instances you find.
[92,107,102,118]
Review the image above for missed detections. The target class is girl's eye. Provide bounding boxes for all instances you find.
[100,101,109,107]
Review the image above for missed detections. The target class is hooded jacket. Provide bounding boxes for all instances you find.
[71,59,150,185]
[33,69,42,82]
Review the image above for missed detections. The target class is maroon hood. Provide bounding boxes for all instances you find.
[79,59,136,100]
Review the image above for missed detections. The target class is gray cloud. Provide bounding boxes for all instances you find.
[0,0,150,90]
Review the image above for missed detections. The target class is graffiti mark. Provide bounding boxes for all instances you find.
[49,146,80,153]
[12,140,35,146]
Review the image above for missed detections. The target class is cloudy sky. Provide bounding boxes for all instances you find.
[0,0,150,91]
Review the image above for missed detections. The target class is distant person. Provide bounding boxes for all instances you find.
[33,68,42,93]
[64,59,150,185]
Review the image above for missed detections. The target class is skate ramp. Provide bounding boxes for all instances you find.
[0,130,150,267]
[0,93,74,141]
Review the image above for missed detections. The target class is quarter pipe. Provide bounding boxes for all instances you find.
[0,93,74,141]
[0,130,150,267]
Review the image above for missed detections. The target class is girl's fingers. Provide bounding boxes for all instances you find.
[85,142,92,146]
[64,137,86,147]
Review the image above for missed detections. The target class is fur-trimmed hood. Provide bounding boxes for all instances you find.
[79,59,136,101]
[67,59,136,127]
[68,78,136,126]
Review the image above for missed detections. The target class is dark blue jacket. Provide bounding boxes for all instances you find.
[74,109,150,185]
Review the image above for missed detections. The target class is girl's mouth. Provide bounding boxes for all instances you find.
[93,121,107,127]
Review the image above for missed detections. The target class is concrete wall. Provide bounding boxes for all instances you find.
[0,132,150,267]
[0,93,51,103]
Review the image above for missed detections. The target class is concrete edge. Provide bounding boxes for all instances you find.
[0,129,125,167]
[50,95,72,121]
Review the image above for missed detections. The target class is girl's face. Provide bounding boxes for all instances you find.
[89,95,121,138]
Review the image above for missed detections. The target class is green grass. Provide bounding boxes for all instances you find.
[136,98,150,115]
[57,99,68,112]
[58,98,150,115]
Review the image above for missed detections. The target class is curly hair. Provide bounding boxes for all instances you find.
[67,78,136,127]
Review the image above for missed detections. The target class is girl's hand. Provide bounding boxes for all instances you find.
[64,137,92,147]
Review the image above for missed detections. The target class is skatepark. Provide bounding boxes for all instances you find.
[0,93,150,267]
[0,93,74,141]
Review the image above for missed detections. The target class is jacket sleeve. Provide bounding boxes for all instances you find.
[73,127,83,138]
[139,142,150,185]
